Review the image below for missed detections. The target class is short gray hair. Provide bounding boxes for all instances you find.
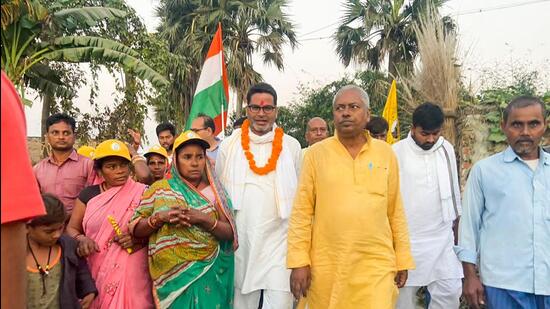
[332,85,370,109]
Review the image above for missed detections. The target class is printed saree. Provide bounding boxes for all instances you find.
[82,178,153,309]
[131,161,237,309]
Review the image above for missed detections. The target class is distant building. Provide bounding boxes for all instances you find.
[27,136,44,165]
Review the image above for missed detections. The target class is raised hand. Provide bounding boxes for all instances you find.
[127,128,142,150]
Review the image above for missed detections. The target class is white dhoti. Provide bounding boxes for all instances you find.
[233,176,292,294]
[234,288,293,309]
[393,135,464,309]
[216,126,302,309]
[396,278,462,309]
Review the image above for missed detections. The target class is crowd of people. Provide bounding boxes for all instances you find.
[1,70,549,309]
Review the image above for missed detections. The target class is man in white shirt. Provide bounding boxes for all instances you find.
[302,117,329,158]
[393,102,463,309]
[216,82,302,308]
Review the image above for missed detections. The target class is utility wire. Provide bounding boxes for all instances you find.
[298,0,550,42]
[455,0,550,16]
[299,21,341,38]
[300,35,332,42]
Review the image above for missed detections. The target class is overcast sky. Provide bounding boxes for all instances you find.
[24,0,550,146]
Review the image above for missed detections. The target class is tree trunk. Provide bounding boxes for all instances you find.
[235,89,244,118]
[41,93,54,158]
[182,91,192,127]
[388,50,398,79]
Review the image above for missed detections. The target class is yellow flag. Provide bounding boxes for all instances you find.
[382,79,399,144]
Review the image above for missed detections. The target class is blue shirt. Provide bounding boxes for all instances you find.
[454,146,550,295]
[207,137,221,162]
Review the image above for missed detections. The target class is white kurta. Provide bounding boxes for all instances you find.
[216,130,302,294]
[392,137,463,286]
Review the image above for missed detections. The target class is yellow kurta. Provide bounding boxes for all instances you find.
[287,134,415,309]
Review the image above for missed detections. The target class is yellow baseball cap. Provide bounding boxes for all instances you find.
[77,145,95,159]
[144,145,169,159]
[93,139,131,161]
[173,130,210,153]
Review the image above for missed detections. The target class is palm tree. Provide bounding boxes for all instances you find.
[334,0,453,77]
[224,0,297,117]
[155,0,297,124]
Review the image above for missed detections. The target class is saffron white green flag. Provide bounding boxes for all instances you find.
[186,24,229,135]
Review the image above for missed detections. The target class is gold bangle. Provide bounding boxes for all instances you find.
[147,217,156,229]
[147,215,162,229]
[209,219,218,232]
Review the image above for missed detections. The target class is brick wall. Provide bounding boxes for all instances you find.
[27,136,44,165]
[456,105,550,190]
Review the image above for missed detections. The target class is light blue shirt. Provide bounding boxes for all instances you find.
[454,146,550,295]
[207,137,221,162]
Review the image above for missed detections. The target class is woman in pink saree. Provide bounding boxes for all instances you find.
[67,139,154,308]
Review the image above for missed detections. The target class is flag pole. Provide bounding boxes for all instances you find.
[219,23,226,139]
[221,99,225,139]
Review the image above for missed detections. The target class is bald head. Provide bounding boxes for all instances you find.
[305,117,329,146]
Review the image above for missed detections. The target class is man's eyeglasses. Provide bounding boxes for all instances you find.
[190,128,208,133]
[247,105,276,114]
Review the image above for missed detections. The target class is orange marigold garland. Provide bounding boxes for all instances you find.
[241,119,284,175]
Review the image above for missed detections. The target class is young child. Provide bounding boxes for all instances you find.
[27,193,98,309]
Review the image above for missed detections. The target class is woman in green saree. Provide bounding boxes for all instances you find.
[130,131,237,309]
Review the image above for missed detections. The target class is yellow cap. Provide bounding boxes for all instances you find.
[144,145,169,159]
[77,145,95,159]
[93,139,131,161]
[173,130,210,153]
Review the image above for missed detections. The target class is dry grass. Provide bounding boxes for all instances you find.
[400,4,461,144]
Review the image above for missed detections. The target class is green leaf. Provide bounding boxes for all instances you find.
[25,63,75,98]
[50,36,140,58]
[43,47,168,88]
[485,111,501,123]
[21,97,34,106]
[52,7,127,29]
[488,132,507,143]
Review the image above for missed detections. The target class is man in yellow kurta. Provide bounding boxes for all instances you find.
[287,85,415,308]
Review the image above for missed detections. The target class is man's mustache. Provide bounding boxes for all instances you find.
[516,138,533,144]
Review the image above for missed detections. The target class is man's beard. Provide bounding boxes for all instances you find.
[418,142,435,150]
[51,144,73,152]
[411,134,434,150]
[512,138,535,155]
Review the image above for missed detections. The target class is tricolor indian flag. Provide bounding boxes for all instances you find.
[186,24,229,136]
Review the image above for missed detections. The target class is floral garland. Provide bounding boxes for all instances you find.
[241,119,284,175]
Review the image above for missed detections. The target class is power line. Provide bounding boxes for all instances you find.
[300,35,332,42]
[299,21,341,38]
[297,0,550,42]
[455,0,550,16]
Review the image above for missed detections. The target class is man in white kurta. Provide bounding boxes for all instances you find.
[216,82,302,308]
[393,103,463,309]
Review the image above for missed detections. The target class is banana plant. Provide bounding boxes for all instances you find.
[0,0,168,104]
